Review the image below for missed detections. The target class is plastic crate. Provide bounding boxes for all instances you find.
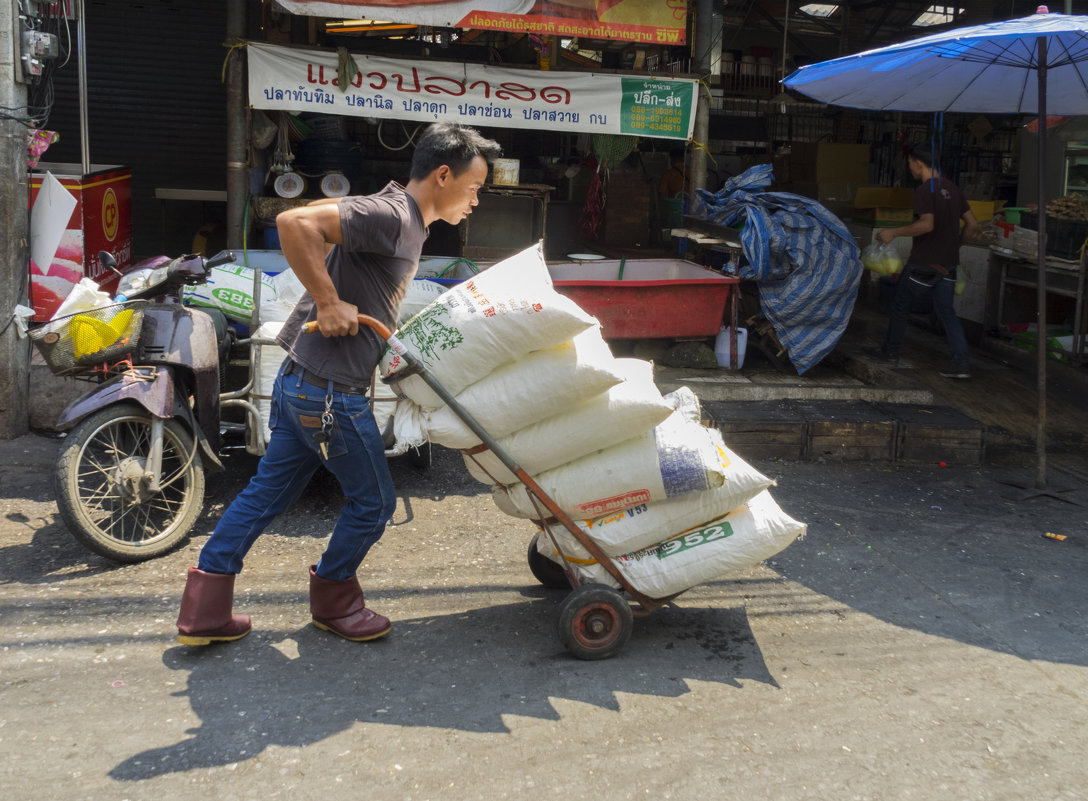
[28,303,144,375]
[1018,211,1088,261]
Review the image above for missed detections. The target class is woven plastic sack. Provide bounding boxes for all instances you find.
[462,358,673,484]
[183,264,278,323]
[537,489,805,598]
[379,243,597,410]
[253,322,288,447]
[399,278,446,325]
[423,327,622,449]
[529,434,773,556]
[492,409,729,520]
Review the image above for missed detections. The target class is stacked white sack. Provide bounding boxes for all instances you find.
[423,327,626,449]
[492,401,735,520]
[522,436,773,556]
[379,244,597,410]
[462,358,673,484]
[536,488,805,599]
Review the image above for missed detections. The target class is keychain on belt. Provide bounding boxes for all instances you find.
[312,384,335,460]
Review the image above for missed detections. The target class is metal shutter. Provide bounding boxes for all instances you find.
[46,0,228,258]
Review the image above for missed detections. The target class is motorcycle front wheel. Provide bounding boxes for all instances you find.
[54,405,205,562]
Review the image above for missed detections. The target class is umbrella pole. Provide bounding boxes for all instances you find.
[1008,36,1082,506]
[1035,36,1048,491]
[1009,35,1079,500]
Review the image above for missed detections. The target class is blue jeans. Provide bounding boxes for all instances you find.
[883,263,969,369]
[199,364,397,582]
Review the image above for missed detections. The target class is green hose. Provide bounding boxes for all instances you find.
[436,258,481,279]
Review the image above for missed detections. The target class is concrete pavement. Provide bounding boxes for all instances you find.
[1,431,1087,800]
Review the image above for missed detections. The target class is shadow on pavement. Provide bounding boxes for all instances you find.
[763,460,1088,668]
[109,595,775,780]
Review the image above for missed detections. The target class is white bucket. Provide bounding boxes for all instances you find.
[492,158,520,186]
[714,326,748,369]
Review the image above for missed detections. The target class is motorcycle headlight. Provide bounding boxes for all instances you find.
[116,268,153,297]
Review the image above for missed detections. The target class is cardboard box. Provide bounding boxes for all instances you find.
[816,143,870,185]
[968,200,1005,222]
[817,181,858,221]
[854,186,914,209]
[853,186,914,226]
[855,207,915,226]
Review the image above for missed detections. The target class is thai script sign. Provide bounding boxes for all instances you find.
[248,42,695,141]
[275,0,687,45]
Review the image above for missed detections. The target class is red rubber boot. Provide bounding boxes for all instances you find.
[176,567,252,646]
[308,565,391,641]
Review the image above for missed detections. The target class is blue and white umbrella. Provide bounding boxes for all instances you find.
[783,9,1088,115]
[783,6,1088,491]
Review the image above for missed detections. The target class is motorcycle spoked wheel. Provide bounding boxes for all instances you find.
[54,405,205,562]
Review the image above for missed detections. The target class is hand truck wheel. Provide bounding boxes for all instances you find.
[527,531,570,589]
[557,583,633,660]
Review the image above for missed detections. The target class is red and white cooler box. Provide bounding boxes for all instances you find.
[29,163,133,321]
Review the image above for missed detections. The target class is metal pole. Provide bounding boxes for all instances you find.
[77,0,89,175]
[226,1,248,250]
[690,0,714,195]
[1035,36,1048,489]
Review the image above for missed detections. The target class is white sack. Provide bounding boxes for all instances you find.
[537,489,805,598]
[387,397,428,457]
[253,321,288,448]
[493,411,729,520]
[262,268,307,322]
[424,327,622,449]
[184,264,278,323]
[670,385,702,422]
[530,436,773,556]
[379,244,597,409]
[399,278,446,325]
[370,367,398,449]
[463,358,673,484]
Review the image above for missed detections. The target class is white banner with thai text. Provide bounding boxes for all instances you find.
[247,42,695,141]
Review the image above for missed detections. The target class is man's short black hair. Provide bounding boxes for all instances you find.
[409,122,502,181]
[908,143,936,169]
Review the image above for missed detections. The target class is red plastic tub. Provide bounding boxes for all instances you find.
[548,259,733,339]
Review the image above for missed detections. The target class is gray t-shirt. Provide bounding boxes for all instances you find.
[276,182,425,386]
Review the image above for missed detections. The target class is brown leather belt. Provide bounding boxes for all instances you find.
[285,360,370,395]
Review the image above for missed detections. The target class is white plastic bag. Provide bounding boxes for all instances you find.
[462,358,674,484]
[379,244,597,408]
[537,489,805,598]
[51,277,112,320]
[861,241,903,275]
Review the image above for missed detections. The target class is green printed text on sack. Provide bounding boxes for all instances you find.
[655,519,734,559]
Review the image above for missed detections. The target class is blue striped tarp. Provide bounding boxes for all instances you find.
[692,164,862,374]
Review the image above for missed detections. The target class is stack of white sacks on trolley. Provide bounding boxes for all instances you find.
[378,244,807,600]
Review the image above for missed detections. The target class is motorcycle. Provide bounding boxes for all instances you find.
[28,249,269,563]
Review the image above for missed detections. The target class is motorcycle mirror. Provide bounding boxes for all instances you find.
[97,251,124,278]
[205,250,237,270]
